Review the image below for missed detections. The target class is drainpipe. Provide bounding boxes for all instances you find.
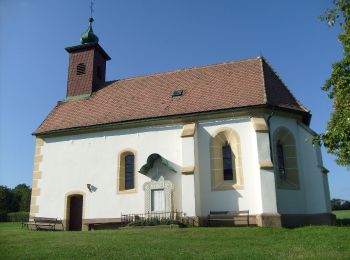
[266,111,274,164]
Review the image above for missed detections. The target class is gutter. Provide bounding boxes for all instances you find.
[266,111,275,164]
[33,104,310,137]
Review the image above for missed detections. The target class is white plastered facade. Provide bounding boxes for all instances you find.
[31,113,331,225]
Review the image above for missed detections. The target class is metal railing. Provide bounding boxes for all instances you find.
[121,211,183,225]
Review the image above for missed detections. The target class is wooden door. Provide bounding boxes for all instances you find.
[69,195,83,231]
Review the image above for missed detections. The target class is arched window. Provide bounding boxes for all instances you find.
[273,127,300,189]
[76,63,86,75]
[118,150,137,193]
[222,142,234,180]
[211,128,243,191]
[276,141,286,180]
[125,155,135,190]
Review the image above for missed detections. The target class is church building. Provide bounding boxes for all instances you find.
[30,18,333,230]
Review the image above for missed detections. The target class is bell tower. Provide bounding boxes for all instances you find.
[65,17,111,98]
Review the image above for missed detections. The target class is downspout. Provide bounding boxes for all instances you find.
[266,111,275,164]
[265,110,280,217]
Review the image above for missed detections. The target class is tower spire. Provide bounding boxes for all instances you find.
[80,0,99,44]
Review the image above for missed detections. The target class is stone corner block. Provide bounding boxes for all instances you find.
[256,213,281,227]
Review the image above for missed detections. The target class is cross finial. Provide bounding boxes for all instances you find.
[90,0,94,18]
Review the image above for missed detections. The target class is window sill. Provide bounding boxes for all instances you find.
[212,182,244,191]
[117,188,138,194]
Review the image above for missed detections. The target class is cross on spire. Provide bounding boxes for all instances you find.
[90,0,94,18]
[80,0,99,44]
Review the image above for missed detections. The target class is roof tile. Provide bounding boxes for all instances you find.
[34,57,308,135]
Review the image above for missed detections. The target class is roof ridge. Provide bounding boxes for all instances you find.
[116,56,261,82]
[261,57,310,112]
[258,57,268,104]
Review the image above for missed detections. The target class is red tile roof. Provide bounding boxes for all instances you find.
[34,57,309,135]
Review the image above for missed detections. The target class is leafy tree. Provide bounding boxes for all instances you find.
[0,186,15,212]
[331,198,343,210]
[331,198,350,210]
[12,184,31,212]
[0,184,31,213]
[317,0,350,166]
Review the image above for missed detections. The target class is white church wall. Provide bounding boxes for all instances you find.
[196,116,262,216]
[296,124,330,213]
[193,125,202,216]
[270,116,307,213]
[253,123,279,214]
[270,116,329,214]
[36,113,330,221]
[37,124,185,220]
[181,134,196,216]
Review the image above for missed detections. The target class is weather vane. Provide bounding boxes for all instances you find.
[90,0,94,18]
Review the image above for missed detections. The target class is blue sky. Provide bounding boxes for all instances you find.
[0,0,349,199]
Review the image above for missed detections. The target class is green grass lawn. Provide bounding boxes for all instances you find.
[333,210,350,219]
[0,223,349,259]
[333,210,350,226]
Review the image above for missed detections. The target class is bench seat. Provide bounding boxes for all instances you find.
[33,217,63,231]
[208,210,250,227]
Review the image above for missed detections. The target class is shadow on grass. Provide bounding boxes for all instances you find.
[336,218,350,226]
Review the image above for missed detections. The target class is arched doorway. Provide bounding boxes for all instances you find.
[67,195,83,231]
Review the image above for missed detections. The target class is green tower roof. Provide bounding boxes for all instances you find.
[80,17,99,44]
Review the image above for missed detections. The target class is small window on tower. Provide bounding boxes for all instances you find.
[76,63,86,75]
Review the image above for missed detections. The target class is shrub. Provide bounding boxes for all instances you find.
[128,217,180,226]
[7,212,29,222]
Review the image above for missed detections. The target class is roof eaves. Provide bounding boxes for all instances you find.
[65,43,111,60]
[33,102,62,136]
[33,104,310,137]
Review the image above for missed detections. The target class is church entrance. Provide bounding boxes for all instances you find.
[68,195,83,231]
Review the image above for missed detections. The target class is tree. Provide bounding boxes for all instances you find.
[331,198,350,210]
[12,184,31,212]
[0,184,31,213]
[317,0,350,166]
[0,186,15,213]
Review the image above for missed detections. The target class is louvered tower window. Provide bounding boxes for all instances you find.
[76,63,86,75]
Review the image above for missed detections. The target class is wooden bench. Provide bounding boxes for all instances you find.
[207,210,250,227]
[83,218,122,231]
[33,217,63,231]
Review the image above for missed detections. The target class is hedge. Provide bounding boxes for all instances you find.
[0,212,29,222]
